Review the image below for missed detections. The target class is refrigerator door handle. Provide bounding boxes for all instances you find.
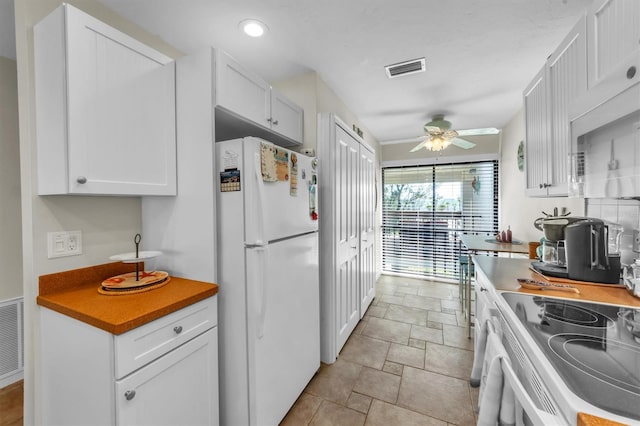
[253,152,267,246]
[252,245,268,339]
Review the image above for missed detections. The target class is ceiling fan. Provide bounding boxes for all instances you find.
[410,114,499,152]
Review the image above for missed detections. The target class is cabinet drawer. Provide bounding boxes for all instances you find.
[115,296,217,378]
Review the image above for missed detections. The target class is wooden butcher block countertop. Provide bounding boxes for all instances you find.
[473,256,640,308]
[37,262,218,335]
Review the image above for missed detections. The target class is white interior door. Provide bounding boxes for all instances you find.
[359,146,376,316]
[334,125,361,354]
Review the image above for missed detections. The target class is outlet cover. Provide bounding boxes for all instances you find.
[47,230,83,258]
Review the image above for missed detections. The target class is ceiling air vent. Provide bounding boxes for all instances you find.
[385,57,426,78]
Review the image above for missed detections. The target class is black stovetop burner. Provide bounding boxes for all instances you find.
[501,292,640,421]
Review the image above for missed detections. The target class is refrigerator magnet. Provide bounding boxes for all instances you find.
[290,154,298,196]
[220,169,241,192]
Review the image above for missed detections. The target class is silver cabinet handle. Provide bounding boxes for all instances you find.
[124,390,136,401]
[76,176,87,184]
[173,325,183,334]
[272,119,279,125]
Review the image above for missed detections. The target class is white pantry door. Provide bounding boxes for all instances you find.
[334,125,361,354]
[359,145,376,316]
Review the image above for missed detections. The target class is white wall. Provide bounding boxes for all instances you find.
[0,56,22,301]
[274,72,384,275]
[499,108,585,243]
[14,1,181,423]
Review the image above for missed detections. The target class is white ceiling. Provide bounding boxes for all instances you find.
[2,0,594,145]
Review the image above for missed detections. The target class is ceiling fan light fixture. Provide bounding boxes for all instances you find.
[425,135,452,151]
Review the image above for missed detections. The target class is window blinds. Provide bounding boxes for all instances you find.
[382,161,499,280]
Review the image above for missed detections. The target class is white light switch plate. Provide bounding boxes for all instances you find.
[47,230,83,258]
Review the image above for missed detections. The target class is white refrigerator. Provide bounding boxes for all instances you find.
[216,137,320,426]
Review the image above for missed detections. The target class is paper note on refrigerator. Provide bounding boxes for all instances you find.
[275,148,289,181]
[261,142,278,182]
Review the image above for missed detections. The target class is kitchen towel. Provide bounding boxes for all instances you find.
[470,307,493,387]
[477,323,516,426]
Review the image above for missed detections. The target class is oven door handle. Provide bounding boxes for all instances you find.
[502,360,567,425]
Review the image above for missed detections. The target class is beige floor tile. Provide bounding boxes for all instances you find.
[395,285,419,295]
[417,284,457,299]
[346,392,372,414]
[280,392,323,426]
[387,342,425,369]
[353,366,401,404]
[375,283,397,295]
[364,305,388,319]
[442,324,474,351]
[410,324,444,345]
[402,294,442,311]
[441,299,461,311]
[354,319,368,335]
[362,316,412,344]
[339,334,390,370]
[408,338,426,349]
[382,360,404,376]
[470,385,480,413]
[304,359,362,404]
[365,399,447,426]
[309,400,366,426]
[427,310,459,326]
[424,343,473,380]
[378,294,405,305]
[384,304,428,326]
[397,367,476,426]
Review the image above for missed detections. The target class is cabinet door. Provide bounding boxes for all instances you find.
[215,50,271,129]
[334,125,361,354]
[546,15,587,196]
[65,6,176,195]
[359,145,376,316]
[524,67,550,196]
[587,0,640,96]
[116,328,219,426]
[271,88,304,143]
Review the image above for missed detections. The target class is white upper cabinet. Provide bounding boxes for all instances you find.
[524,15,587,197]
[34,4,177,196]
[584,0,640,110]
[270,88,304,143]
[214,50,271,128]
[213,49,304,146]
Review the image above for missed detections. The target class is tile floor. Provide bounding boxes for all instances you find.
[281,274,478,426]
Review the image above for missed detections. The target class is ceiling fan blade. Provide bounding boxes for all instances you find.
[456,127,500,136]
[451,137,476,149]
[410,138,429,152]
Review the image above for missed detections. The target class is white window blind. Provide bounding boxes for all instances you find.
[382,161,499,279]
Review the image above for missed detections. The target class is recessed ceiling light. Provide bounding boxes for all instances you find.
[239,19,268,37]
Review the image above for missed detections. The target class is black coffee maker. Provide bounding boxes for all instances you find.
[564,218,621,284]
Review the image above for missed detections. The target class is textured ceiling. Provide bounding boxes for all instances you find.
[2,0,594,146]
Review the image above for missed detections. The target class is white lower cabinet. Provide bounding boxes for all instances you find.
[40,297,218,426]
[116,328,218,425]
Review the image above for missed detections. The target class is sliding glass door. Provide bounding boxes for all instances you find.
[382,161,498,279]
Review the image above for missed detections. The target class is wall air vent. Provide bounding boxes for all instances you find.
[385,57,426,78]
